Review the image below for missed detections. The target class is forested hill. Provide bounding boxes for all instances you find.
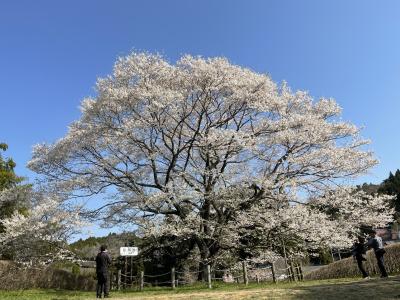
[69,232,140,260]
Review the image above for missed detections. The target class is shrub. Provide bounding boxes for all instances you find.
[305,243,400,280]
[0,262,95,290]
[71,264,80,275]
[318,248,334,265]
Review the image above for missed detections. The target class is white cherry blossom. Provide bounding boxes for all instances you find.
[28,52,392,264]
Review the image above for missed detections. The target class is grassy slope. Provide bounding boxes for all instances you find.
[1,276,400,300]
[305,243,400,280]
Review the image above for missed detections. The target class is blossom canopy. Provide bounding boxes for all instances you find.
[28,52,392,264]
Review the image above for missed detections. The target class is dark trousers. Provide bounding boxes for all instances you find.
[356,257,369,278]
[375,250,388,277]
[96,272,109,297]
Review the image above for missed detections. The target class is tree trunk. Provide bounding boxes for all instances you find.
[196,238,211,281]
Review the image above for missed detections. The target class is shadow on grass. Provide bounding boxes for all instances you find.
[2,277,400,300]
[288,276,400,300]
[97,277,400,299]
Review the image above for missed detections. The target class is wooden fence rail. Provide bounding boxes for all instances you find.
[110,260,303,291]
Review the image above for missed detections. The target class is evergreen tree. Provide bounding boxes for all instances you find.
[0,143,23,190]
[0,143,26,231]
[378,169,400,217]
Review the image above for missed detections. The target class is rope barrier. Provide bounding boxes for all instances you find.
[113,263,303,290]
[253,266,272,270]
[144,281,172,285]
[175,270,202,274]
[211,277,226,281]
[176,281,191,285]
[120,273,138,278]
[213,268,232,272]
[143,271,171,278]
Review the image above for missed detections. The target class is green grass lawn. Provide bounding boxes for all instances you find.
[1,276,400,300]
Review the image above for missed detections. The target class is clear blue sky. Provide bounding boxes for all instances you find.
[1,1,400,189]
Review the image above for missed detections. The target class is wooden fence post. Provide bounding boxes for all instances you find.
[140,271,144,291]
[330,247,335,262]
[171,267,176,289]
[282,239,290,281]
[124,256,128,289]
[271,262,277,284]
[290,261,297,282]
[285,264,291,281]
[117,269,121,290]
[299,262,304,281]
[293,263,299,281]
[207,265,212,289]
[109,271,114,291]
[242,261,248,285]
[130,256,133,286]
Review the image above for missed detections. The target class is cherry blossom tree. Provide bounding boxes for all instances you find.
[28,53,393,268]
[0,186,83,263]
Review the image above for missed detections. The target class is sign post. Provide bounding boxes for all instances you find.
[120,247,139,256]
[120,247,139,289]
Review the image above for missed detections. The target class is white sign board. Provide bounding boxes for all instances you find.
[120,247,139,256]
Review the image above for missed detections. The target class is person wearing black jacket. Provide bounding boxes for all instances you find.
[96,245,112,298]
[352,236,369,279]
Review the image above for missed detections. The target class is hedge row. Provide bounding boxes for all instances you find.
[0,262,96,290]
[305,243,400,280]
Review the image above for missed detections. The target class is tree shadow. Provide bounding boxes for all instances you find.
[289,277,400,300]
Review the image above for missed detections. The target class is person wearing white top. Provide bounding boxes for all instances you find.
[367,230,388,278]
